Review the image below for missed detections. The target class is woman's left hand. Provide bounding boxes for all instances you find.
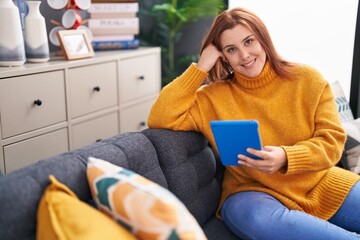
[237,146,287,174]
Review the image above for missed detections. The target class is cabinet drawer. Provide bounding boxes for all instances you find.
[69,61,118,118]
[72,112,119,149]
[119,53,160,103]
[4,128,69,174]
[120,99,155,133]
[0,71,66,138]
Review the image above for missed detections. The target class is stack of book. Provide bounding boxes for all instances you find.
[87,0,139,51]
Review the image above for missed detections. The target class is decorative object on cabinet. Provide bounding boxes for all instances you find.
[0,47,161,174]
[47,0,92,48]
[69,0,91,10]
[46,0,67,10]
[24,0,50,63]
[0,0,26,67]
[12,0,27,36]
[62,9,83,29]
[57,29,94,60]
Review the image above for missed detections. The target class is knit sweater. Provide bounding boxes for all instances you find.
[148,62,360,220]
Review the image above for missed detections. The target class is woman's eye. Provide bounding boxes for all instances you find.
[244,39,253,46]
[226,47,236,54]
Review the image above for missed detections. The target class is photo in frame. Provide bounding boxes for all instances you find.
[56,29,94,60]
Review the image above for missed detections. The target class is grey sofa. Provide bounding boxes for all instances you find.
[0,128,239,240]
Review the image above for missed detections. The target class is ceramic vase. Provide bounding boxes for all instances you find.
[0,0,26,67]
[25,1,50,63]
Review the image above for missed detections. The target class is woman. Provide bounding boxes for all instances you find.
[148,7,360,239]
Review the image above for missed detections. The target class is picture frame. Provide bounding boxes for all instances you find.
[56,29,94,60]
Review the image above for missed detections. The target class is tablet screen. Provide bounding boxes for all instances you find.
[210,120,263,166]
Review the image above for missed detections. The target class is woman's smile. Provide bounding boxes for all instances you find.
[242,59,256,68]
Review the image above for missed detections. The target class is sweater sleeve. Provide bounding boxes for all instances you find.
[281,82,346,175]
[147,63,208,132]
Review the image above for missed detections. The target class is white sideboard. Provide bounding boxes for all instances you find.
[0,47,161,174]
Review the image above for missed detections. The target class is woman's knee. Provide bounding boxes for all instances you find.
[221,191,286,232]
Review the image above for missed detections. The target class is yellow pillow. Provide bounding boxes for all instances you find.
[87,157,207,240]
[36,175,136,240]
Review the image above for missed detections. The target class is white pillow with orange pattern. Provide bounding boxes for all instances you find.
[86,157,207,240]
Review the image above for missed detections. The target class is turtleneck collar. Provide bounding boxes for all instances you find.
[234,61,276,89]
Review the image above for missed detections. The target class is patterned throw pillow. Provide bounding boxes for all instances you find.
[86,157,207,240]
[340,118,360,174]
[331,81,354,122]
[37,175,136,240]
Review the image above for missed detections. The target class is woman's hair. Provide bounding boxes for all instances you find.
[201,7,295,82]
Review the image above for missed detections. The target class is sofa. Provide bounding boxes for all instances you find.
[0,128,240,240]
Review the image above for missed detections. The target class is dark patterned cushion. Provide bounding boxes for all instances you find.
[340,119,360,174]
[331,81,354,122]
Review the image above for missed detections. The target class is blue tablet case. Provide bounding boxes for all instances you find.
[210,120,263,166]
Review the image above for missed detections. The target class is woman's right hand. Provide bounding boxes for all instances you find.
[197,44,224,72]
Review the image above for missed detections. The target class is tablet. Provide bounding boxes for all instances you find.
[210,120,263,166]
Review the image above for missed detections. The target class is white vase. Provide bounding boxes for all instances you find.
[0,0,26,67]
[25,1,50,63]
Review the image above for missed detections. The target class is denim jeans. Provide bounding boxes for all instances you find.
[221,181,360,240]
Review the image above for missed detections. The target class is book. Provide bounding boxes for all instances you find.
[92,34,135,41]
[88,18,139,35]
[89,12,137,19]
[91,39,140,51]
[88,17,139,28]
[89,27,139,36]
[90,0,138,3]
[88,2,138,13]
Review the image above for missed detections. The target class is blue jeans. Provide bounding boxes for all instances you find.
[221,181,360,240]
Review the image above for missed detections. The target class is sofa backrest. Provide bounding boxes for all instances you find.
[0,129,223,240]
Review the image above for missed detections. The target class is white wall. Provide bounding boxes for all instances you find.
[229,0,358,100]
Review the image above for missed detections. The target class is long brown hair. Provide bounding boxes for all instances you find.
[201,7,295,82]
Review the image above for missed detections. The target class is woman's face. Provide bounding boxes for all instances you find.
[220,24,266,78]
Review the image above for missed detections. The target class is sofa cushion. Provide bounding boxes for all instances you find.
[331,81,354,122]
[87,157,207,240]
[142,129,223,226]
[340,118,360,174]
[37,175,135,240]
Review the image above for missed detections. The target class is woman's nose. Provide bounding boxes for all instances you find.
[239,49,250,60]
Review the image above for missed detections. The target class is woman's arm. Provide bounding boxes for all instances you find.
[282,83,346,174]
[147,44,223,131]
[147,63,208,131]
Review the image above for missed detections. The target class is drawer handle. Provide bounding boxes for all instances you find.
[137,75,145,80]
[33,99,42,106]
[93,86,101,92]
[138,121,147,131]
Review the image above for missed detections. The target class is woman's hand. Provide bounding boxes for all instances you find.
[197,44,224,72]
[237,146,288,174]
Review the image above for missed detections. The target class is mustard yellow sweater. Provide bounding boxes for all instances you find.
[148,62,360,220]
